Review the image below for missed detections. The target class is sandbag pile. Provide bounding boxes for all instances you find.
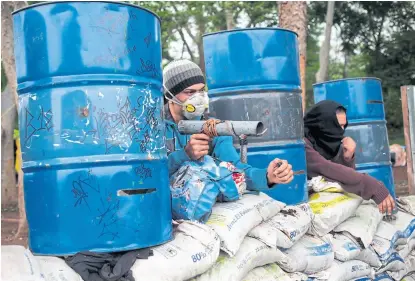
[3,180,415,281]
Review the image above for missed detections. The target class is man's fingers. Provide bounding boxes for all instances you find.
[379,202,384,214]
[195,150,209,158]
[192,134,211,141]
[282,174,294,184]
[269,158,282,170]
[190,137,210,144]
[274,167,289,178]
[194,144,210,151]
[275,160,288,174]
[279,174,292,183]
[386,197,393,215]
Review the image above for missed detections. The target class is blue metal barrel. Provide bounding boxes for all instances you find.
[203,28,307,205]
[313,78,396,198]
[13,1,172,255]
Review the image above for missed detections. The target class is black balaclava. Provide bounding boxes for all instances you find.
[304,100,348,160]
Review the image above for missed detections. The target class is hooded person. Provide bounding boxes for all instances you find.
[304,100,395,214]
[163,59,294,191]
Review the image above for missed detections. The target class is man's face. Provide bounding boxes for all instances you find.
[175,83,206,103]
[336,110,347,130]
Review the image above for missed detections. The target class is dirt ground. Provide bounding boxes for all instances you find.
[1,166,411,247]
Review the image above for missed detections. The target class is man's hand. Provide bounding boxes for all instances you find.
[342,137,356,160]
[185,133,211,160]
[378,195,395,215]
[266,159,294,186]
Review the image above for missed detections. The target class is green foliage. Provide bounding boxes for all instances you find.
[135,1,278,66]
[309,1,415,132]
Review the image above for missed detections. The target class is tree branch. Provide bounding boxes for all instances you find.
[171,2,197,43]
[176,27,195,61]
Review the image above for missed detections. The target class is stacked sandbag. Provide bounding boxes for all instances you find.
[276,234,334,274]
[205,192,285,256]
[1,245,45,281]
[243,264,308,281]
[308,192,362,237]
[310,260,375,281]
[353,208,415,281]
[191,237,285,281]
[248,203,314,249]
[131,220,220,281]
[333,202,383,248]
[1,245,81,281]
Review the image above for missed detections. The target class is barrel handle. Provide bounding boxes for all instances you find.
[117,188,156,196]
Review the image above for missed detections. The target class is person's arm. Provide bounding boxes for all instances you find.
[305,139,389,204]
[168,149,191,176]
[212,136,270,191]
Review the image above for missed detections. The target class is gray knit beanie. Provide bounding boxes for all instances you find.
[163,59,205,97]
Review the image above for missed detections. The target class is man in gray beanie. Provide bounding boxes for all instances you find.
[163,59,293,191]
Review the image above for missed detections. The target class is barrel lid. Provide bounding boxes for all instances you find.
[313,77,382,87]
[203,27,298,38]
[12,1,161,22]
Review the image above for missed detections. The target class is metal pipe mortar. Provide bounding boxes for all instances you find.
[177,120,264,136]
[178,120,265,163]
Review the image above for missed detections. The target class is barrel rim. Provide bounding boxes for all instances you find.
[313,77,382,87]
[203,27,298,38]
[12,0,161,22]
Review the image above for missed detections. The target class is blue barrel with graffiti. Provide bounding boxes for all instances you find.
[313,78,395,198]
[13,1,172,255]
[203,28,307,205]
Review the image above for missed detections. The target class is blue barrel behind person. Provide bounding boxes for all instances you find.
[203,28,307,205]
[13,1,172,255]
[313,78,396,198]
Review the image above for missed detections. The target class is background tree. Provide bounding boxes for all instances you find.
[278,1,308,112]
[1,1,29,238]
[315,1,334,83]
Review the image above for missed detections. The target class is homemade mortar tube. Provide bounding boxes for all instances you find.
[178,120,265,136]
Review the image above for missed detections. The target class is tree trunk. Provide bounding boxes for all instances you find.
[225,2,234,30]
[1,85,17,207]
[278,1,308,112]
[1,1,29,239]
[315,1,335,83]
[343,51,349,78]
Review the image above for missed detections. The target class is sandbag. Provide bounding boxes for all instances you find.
[307,176,344,193]
[36,256,82,281]
[325,233,361,262]
[244,193,286,222]
[192,237,285,281]
[369,220,409,262]
[248,203,313,249]
[334,202,383,248]
[308,192,362,237]
[388,255,415,281]
[397,196,415,216]
[375,253,406,274]
[206,193,285,256]
[311,260,374,281]
[355,247,382,268]
[242,264,293,281]
[170,156,244,222]
[1,245,44,281]
[402,272,415,281]
[373,273,395,281]
[131,221,220,281]
[387,210,415,239]
[243,264,308,281]
[277,234,334,274]
[398,238,415,259]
